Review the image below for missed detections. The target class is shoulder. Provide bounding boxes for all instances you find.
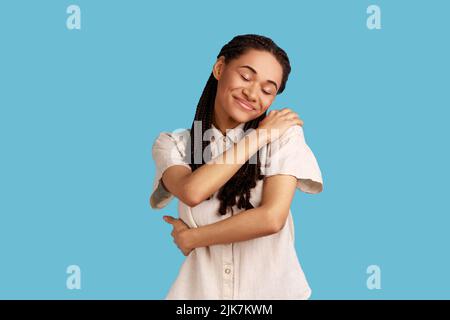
[267,125,306,151]
[152,128,191,159]
[279,125,305,143]
[263,125,323,193]
[153,128,190,148]
[263,125,310,167]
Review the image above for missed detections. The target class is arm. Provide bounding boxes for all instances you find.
[158,109,303,208]
[165,175,298,252]
[161,128,269,207]
[156,108,303,207]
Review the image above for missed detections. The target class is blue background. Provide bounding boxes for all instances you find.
[0,0,449,299]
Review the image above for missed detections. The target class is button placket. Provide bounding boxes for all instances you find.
[219,133,236,300]
[222,242,234,300]
[222,262,233,299]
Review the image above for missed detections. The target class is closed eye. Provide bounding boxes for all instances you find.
[241,73,272,95]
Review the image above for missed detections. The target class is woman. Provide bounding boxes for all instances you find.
[150,34,323,300]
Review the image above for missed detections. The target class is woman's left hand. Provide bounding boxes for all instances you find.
[163,215,193,256]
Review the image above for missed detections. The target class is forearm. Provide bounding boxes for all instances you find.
[184,128,268,203]
[185,206,277,249]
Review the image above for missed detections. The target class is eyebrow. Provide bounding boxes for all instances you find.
[238,65,279,91]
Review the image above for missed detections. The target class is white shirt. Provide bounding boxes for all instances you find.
[150,123,323,300]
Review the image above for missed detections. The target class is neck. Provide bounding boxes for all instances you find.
[212,102,240,135]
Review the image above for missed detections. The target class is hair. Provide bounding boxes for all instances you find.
[188,34,291,215]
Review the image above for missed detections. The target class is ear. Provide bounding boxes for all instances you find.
[212,56,225,81]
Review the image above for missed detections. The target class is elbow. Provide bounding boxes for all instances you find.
[183,197,201,208]
[149,197,155,209]
[268,220,283,234]
[181,183,204,207]
[264,207,288,234]
[149,194,159,209]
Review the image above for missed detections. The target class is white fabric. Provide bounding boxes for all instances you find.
[150,123,323,300]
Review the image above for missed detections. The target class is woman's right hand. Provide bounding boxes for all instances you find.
[257,108,304,144]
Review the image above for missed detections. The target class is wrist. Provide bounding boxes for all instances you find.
[183,228,200,250]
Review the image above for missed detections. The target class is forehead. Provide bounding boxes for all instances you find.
[228,49,283,87]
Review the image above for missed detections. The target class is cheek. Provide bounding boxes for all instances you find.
[218,76,239,97]
[228,80,244,92]
[225,72,248,90]
[261,97,274,111]
[216,84,231,103]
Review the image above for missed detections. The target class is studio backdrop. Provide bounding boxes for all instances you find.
[0,0,449,299]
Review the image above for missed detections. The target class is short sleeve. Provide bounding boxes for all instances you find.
[264,125,323,194]
[150,130,192,209]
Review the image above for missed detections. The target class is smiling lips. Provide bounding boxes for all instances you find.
[234,97,256,111]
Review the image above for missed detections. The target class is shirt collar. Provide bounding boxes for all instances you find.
[211,122,246,144]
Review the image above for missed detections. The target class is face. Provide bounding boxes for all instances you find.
[212,49,283,126]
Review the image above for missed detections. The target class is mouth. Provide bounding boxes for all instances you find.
[234,97,256,112]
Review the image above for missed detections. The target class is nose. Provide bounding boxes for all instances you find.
[242,83,258,102]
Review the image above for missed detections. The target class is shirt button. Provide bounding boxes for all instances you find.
[222,136,227,142]
[224,268,231,274]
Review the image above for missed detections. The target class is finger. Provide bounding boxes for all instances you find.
[267,110,277,117]
[163,216,176,224]
[172,219,187,230]
[282,112,299,120]
[284,113,301,123]
[278,108,293,115]
[287,115,304,127]
[292,118,304,127]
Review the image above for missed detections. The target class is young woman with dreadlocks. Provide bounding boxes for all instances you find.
[150,34,323,299]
